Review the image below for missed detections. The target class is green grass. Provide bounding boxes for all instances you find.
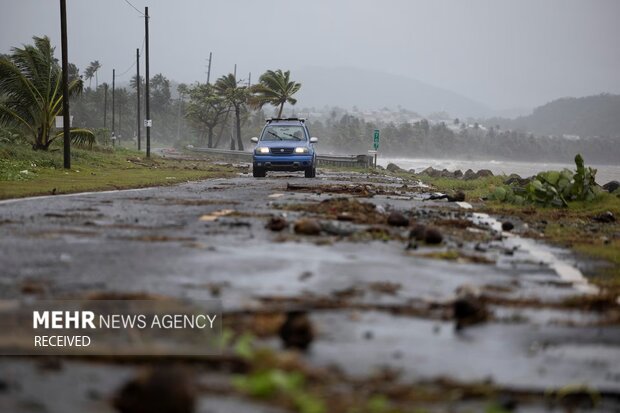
[322,165,507,200]
[0,142,239,199]
[417,174,506,200]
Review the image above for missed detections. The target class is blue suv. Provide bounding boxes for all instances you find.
[251,118,318,178]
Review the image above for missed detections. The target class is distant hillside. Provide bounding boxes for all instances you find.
[490,94,620,138]
[293,66,492,118]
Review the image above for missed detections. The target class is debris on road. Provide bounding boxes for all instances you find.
[368,281,401,295]
[266,216,288,232]
[282,197,385,225]
[278,310,314,350]
[198,209,235,222]
[453,285,489,330]
[592,210,615,223]
[113,366,196,413]
[294,218,322,235]
[425,227,443,244]
[502,221,515,231]
[387,211,409,227]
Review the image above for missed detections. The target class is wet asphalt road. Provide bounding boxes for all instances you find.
[0,170,619,412]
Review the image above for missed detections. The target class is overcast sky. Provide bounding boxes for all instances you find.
[1,0,619,110]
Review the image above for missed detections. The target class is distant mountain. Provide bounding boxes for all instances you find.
[490,94,620,138]
[292,66,493,118]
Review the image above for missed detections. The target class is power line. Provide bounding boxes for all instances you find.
[123,0,146,17]
[102,2,146,82]
[116,60,136,77]
[115,36,145,78]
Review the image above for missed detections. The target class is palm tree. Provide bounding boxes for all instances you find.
[130,74,145,91]
[90,60,101,89]
[84,65,95,89]
[214,73,248,151]
[0,36,94,150]
[249,69,301,118]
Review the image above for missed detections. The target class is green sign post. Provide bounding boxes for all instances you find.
[370,129,380,168]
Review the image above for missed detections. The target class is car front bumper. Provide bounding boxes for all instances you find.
[253,155,314,171]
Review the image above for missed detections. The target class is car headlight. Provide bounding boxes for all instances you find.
[294,147,309,154]
[256,147,270,154]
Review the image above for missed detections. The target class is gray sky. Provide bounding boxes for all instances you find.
[1,0,619,110]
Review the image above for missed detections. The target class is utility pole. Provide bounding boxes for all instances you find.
[248,72,251,87]
[60,0,71,169]
[233,63,237,79]
[103,83,108,128]
[119,89,123,140]
[145,6,151,157]
[112,69,116,138]
[206,52,212,85]
[136,48,141,150]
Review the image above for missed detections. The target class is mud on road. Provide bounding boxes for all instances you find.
[0,169,619,412]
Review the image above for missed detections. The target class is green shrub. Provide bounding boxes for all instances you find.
[489,154,600,207]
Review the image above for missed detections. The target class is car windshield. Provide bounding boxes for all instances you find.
[260,125,307,141]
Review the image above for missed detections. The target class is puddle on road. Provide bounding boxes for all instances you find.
[301,310,620,392]
[0,359,287,413]
[472,212,600,295]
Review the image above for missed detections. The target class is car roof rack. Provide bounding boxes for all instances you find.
[265,117,306,123]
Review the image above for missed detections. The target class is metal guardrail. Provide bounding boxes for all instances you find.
[316,154,373,168]
[187,147,373,168]
[187,147,252,162]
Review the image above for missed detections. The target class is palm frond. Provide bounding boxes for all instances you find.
[0,103,36,133]
[249,69,301,114]
[54,128,96,149]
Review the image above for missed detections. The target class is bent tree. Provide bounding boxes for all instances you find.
[214,73,248,151]
[249,69,301,118]
[185,83,227,148]
[0,36,94,150]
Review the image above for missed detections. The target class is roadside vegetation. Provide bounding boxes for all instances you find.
[1,35,304,155]
[0,36,94,149]
[0,141,240,199]
[0,36,303,198]
[370,158,620,293]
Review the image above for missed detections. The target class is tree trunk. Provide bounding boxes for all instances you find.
[215,109,231,147]
[176,97,182,141]
[277,102,284,118]
[235,106,243,151]
[207,126,214,148]
[229,130,236,150]
[33,127,50,151]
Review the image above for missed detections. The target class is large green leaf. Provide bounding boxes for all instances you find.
[54,128,96,149]
[492,154,599,208]
[0,36,83,150]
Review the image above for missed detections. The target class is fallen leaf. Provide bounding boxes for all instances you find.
[199,209,235,222]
